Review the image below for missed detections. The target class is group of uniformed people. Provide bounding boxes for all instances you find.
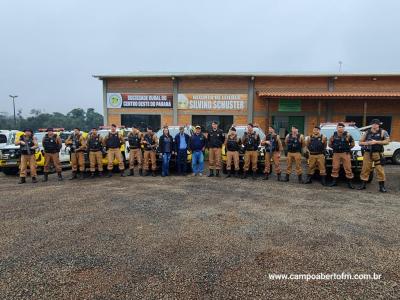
[16,119,390,192]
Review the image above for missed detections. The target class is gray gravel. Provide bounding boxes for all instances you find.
[0,165,399,299]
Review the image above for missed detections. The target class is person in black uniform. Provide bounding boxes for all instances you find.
[207,121,225,177]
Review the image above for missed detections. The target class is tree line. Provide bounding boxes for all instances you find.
[0,108,104,132]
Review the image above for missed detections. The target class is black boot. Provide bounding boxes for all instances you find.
[226,170,231,178]
[329,178,337,187]
[32,177,38,183]
[298,174,303,183]
[152,171,156,177]
[18,177,26,184]
[379,181,387,193]
[252,172,257,180]
[43,173,48,182]
[357,181,367,190]
[207,170,214,177]
[263,173,269,180]
[241,171,247,179]
[90,172,95,179]
[58,172,63,181]
[120,170,125,177]
[277,173,281,181]
[98,171,103,177]
[304,175,312,184]
[216,169,220,177]
[128,169,134,176]
[282,174,289,182]
[107,171,113,177]
[139,169,143,176]
[234,170,239,178]
[78,172,84,180]
[321,175,326,186]
[70,171,77,180]
[347,178,355,189]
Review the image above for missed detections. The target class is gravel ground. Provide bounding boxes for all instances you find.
[0,164,399,299]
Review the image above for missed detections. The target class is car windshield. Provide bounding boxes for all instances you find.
[6,132,17,145]
[156,127,192,138]
[233,127,266,140]
[321,127,361,141]
[34,132,46,146]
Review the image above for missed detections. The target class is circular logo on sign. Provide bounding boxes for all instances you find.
[107,93,122,108]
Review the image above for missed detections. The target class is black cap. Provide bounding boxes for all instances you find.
[247,123,254,128]
[370,119,381,125]
[314,126,321,130]
[74,127,80,131]
[46,127,54,132]
[111,124,117,128]
[292,125,298,129]
[24,128,33,133]
[230,127,236,132]
[92,127,97,130]
[337,122,345,127]
[212,121,218,125]
[147,126,153,131]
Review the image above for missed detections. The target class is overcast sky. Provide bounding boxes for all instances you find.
[1,0,399,116]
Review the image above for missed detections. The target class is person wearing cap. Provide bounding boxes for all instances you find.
[328,122,355,189]
[142,126,158,176]
[174,126,190,176]
[206,121,225,177]
[283,126,305,183]
[103,124,125,177]
[358,119,390,192]
[15,128,38,184]
[241,123,261,179]
[87,127,104,178]
[127,125,143,176]
[224,127,241,178]
[304,126,327,185]
[261,126,283,181]
[66,127,87,179]
[42,128,63,182]
[189,125,206,176]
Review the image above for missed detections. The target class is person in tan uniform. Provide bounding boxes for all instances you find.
[283,126,305,183]
[66,127,87,179]
[358,119,390,193]
[42,128,63,182]
[328,122,355,189]
[142,126,158,176]
[241,123,261,179]
[16,128,38,184]
[224,127,241,178]
[207,121,225,177]
[127,125,143,176]
[304,126,328,185]
[103,124,125,177]
[87,127,104,178]
[261,126,283,181]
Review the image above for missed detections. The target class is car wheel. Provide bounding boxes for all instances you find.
[392,150,400,165]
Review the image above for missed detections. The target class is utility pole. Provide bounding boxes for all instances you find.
[9,95,18,128]
[338,61,343,73]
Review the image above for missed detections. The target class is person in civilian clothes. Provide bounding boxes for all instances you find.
[174,126,190,176]
[189,125,206,176]
[159,127,175,177]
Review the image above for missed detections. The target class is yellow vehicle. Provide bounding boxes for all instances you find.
[0,129,69,175]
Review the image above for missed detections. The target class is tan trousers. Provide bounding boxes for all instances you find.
[143,150,157,171]
[129,148,143,170]
[264,151,281,174]
[89,151,103,172]
[44,152,62,173]
[286,152,302,175]
[20,154,37,177]
[331,152,354,179]
[107,148,125,171]
[360,152,385,182]
[244,150,258,172]
[307,154,326,176]
[71,151,85,172]
[226,151,239,171]
[208,148,222,170]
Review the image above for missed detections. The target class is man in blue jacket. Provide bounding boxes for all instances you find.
[174,126,190,175]
[189,125,206,176]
